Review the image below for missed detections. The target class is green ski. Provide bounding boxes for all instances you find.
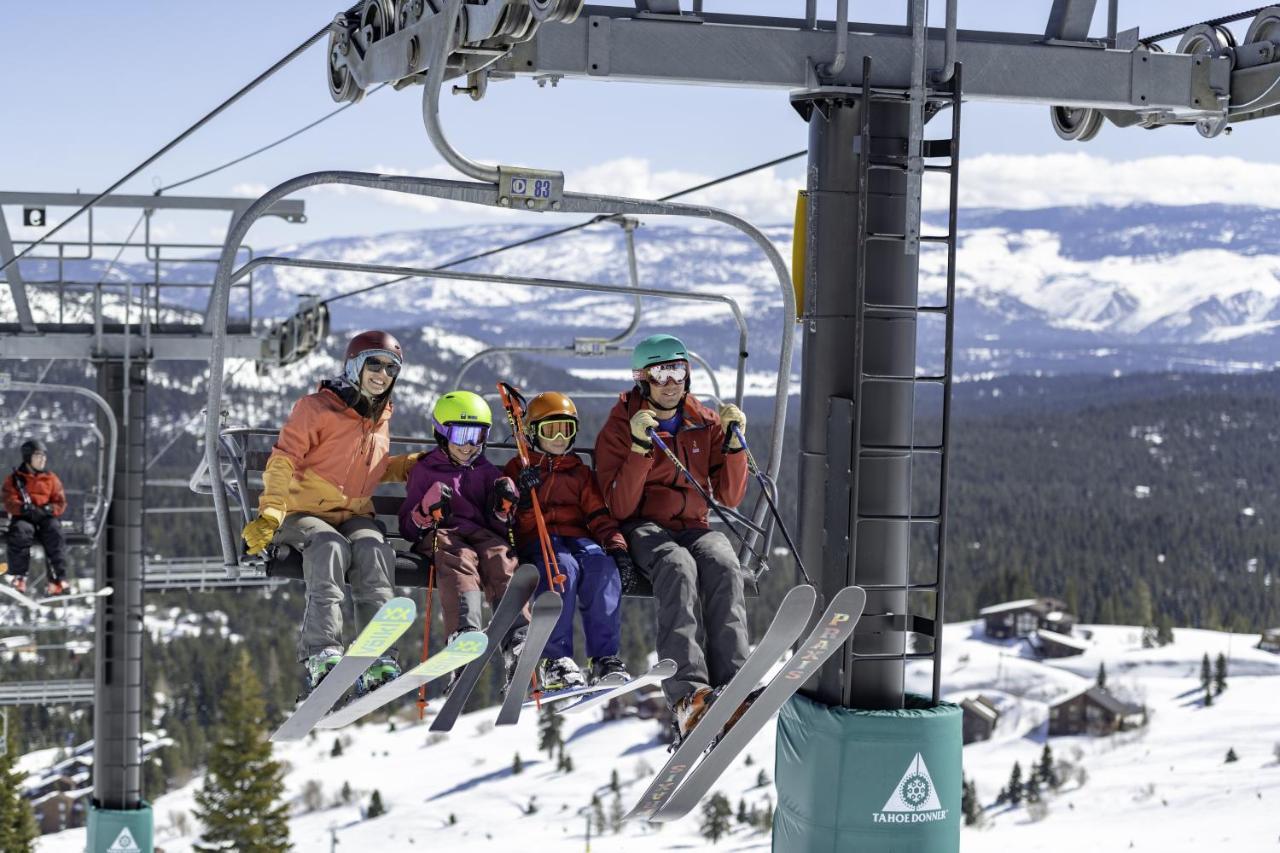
[316,630,488,730]
[270,596,416,742]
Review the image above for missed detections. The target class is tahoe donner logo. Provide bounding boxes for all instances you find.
[873,752,948,825]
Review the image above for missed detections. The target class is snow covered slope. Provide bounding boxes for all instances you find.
[32,621,1280,852]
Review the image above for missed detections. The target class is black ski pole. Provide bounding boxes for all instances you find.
[729,423,813,587]
[645,428,771,571]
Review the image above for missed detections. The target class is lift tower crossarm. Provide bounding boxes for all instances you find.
[501,10,1229,112]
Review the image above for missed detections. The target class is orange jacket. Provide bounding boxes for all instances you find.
[594,390,747,531]
[502,450,627,552]
[258,383,417,525]
[3,468,67,518]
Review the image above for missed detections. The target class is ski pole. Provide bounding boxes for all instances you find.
[645,428,771,571]
[497,382,566,593]
[729,423,813,587]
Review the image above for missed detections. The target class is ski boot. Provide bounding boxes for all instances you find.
[670,686,719,748]
[301,647,343,699]
[712,686,765,749]
[6,575,28,595]
[502,640,526,688]
[537,656,586,692]
[587,655,629,686]
[45,578,70,597]
[356,654,401,696]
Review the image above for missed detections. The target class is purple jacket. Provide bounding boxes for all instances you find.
[400,447,507,541]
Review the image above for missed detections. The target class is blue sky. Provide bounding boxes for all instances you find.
[4,1,1279,249]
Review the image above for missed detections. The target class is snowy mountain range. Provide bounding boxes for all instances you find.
[28,620,1280,853]
[8,203,1280,380]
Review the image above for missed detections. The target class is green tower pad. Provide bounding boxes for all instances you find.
[88,802,153,852]
[774,693,962,853]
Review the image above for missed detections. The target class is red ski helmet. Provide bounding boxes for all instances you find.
[344,330,403,386]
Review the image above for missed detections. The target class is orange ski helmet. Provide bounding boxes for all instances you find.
[526,391,579,450]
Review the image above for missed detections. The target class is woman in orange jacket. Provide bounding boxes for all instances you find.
[2,439,70,595]
[239,330,420,697]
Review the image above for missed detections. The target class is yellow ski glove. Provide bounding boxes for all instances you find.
[718,404,747,450]
[241,514,281,555]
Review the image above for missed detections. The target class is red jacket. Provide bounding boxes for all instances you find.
[503,450,626,552]
[594,390,748,531]
[3,467,67,518]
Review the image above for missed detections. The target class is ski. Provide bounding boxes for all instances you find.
[316,630,488,730]
[652,585,868,822]
[429,562,540,733]
[0,583,113,611]
[521,665,640,709]
[624,584,818,822]
[495,589,565,725]
[270,596,416,742]
[558,658,678,716]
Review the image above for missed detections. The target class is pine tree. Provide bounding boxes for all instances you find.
[0,713,39,852]
[1214,652,1228,695]
[609,768,620,793]
[609,794,624,833]
[1155,613,1175,647]
[537,705,563,759]
[961,777,982,827]
[1096,662,1107,690]
[1036,744,1055,787]
[756,768,771,788]
[512,752,524,775]
[1200,653,1212,692]
[331,738,343,758]
[367,790,386,819]
[758,797,774,832]
[524,796,538,815]
[192,650,291,853]
[591,793,606,835]
[340,781,353,805]
[1225,747,1238,763]
[1007,762,1023,806]
[700,792,733,844]
[737,798,749,824]
[1204,683,1213,707]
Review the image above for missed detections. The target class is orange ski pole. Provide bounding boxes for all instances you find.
[497,382,566,594]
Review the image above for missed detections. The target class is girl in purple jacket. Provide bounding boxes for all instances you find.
[400,392,523,663]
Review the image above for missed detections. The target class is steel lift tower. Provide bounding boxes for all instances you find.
[0,191,304,851]
[303,1,1280,849]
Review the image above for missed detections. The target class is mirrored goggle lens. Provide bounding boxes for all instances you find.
[646,363,688,385]
[442,424,488,446]
[536,419,577,440]
[364,358,401,377]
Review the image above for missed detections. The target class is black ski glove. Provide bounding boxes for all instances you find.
[24,504,48,523]
[491,477,519,523]
[610,549,640,595]
[516,466,541,509]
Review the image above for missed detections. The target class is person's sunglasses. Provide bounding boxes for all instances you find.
[644,362,688,386]
[364,358,401,378]
[535,419,577,441]
[440,423,489,446]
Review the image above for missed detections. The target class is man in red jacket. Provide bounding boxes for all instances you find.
[594,334,750,737]
[2,439,69,595]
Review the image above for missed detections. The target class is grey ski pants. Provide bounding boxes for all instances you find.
[623,522,749,705]
[276,514,397,661]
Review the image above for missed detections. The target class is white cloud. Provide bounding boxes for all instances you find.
[348,153,1280,229]
[940,153,1280,210]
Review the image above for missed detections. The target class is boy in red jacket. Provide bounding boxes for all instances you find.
[503,391,637,691]
[3,439,70,595]
[594,334,750,737]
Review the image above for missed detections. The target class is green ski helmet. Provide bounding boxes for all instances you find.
[432,391,493,450]
[631,333,689,371]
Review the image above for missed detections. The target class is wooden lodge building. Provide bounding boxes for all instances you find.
[980,597,1076,640]
[1033,628,1091,659]
[1048,686,1146,736]
[1259,628,1280,654]
[960,695,1001,744]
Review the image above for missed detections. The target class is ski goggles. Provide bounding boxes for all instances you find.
[437,422,489,446]
[534,419,577,441]
[362,357,401,378]
[637,361,688,386]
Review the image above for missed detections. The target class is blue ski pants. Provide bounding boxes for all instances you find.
[524,534,622,660]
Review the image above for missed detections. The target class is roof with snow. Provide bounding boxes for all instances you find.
[1036,629,1091,651]
[978,598,1040,616]
[1050,685,1144,716]
[961,696,1000,722]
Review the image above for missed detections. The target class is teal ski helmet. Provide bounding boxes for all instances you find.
[631,334,689,371]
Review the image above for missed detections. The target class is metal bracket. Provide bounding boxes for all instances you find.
[497,166,565,210]
[257,295,330,374]
[587,16,611,76]
[572,337,610,355]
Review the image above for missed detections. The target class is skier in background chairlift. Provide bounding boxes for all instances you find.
[399,391,527,685]
[2,439,70,596]
[240,331,423,698]
[501,390,637,691]
[594,333,752,738]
